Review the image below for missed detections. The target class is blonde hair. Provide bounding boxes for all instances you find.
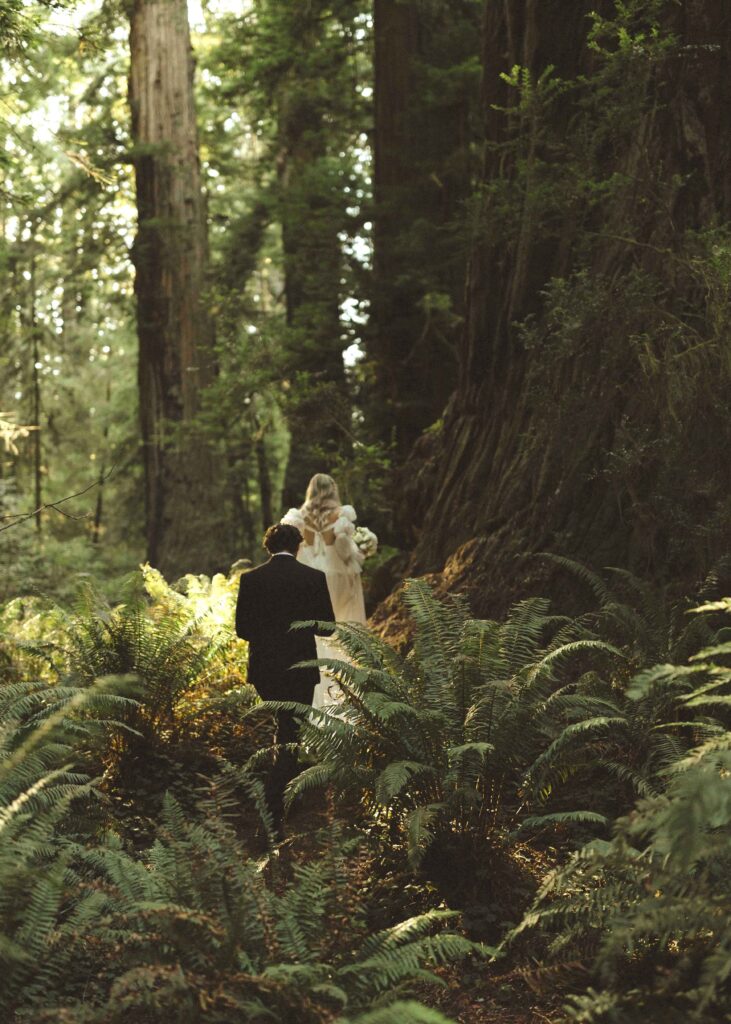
[302,473,341,531]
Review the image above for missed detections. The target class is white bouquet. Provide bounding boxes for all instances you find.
[352,525,378,559]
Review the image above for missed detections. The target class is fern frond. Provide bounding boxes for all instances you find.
[537,554,613,606]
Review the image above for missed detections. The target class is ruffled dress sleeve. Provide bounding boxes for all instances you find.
[280,507,306,532]
[332,508,355,538]
[333,505,364,568]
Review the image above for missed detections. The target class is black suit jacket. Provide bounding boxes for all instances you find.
[235,555,335,703]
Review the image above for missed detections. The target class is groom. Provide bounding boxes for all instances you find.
[235,523,335,837]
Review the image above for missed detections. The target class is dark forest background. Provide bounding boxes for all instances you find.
[3,0,729,611]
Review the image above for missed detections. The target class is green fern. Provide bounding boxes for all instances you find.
[525,625,731,815]
[39,797,487,1022]
[507,638,731,1022]
[52,577,236,777]
[345,1002,457,1024]
[257,579,622,877]
[0,695,111,1017]
[539,554,716,666]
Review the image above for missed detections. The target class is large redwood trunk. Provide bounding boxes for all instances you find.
[403,0,731,612]
[129,0,222,577]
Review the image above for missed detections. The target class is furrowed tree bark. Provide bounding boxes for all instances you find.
[129,0,222,577]
[401,0,731,613]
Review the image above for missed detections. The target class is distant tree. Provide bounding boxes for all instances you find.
[129,0,223,576]
[0,8,145,597]
[235,1,367,504]
[368,0,481,453]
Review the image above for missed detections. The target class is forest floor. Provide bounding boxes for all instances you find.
[99,702,566,1024]
[419,967,563,1024]
[273,795,564,1024]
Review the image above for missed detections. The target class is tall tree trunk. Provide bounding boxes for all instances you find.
[276,73,349,506]
[404,0,731,611]
[129,0,221,577]
[17,228,43,532]
[29,248,42,534]
[255,426,273,530]
[368,0,479,454]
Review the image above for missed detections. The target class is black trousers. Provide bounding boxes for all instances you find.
[264,708,303,835]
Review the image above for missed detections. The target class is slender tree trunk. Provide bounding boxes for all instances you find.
[129,0,221,577]
[255,435,273,531]
[91,377,111,545]
[17,230,43,533]
[403,0,731,611]
[253,1,361,507]
[29,250,42,535]
[226,448,249,563]
[370,0,419,449]
[276,75,349,505]
[241,469,255,555]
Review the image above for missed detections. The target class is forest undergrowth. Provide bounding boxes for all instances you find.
[2,558,731,1023]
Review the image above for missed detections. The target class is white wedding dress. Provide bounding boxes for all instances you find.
[281,503,366,709]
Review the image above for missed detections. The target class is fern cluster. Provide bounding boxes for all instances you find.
[12,571,261,794]
[524,559,731,813]
[507,629,731,1022]
[1,767,482,1022]
[0,576,481,1023]
[47,792,482,1022]
[263,580,621,889]
[4,563,730,1023]
[0,685,110,1015]
[64,578,229,739]
[540,554,717,668]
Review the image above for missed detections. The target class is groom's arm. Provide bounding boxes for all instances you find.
[235,572,257,641]
[313,572,336,637]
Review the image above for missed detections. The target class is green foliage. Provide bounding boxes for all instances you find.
[513,561,731,822]
[541,554,730,665]
[346,1004,456,1024]
[0,567,257,814]
[510,731,731,1021]
[452,0,731,589]
[273,580,620,889]
[506,613,731,1021]
[0,678,121,1017]
[61,575,229,754]
[0,0,143,594]
[0,575,479,1023]
[204,0,370,506]
[41,803,481,1023]
[0,724,478,1022]
[3,561,731,1023]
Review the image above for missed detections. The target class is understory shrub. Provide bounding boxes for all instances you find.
[507,613,731,1022]
[269,579,622,920]
[35,797,484,1023]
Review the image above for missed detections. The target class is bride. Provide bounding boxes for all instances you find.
[281,473,366,708]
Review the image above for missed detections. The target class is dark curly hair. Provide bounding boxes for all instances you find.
[263,522,303,555]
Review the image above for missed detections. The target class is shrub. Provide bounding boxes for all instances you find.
[268,579,619,919]
[507,625,731,1023]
